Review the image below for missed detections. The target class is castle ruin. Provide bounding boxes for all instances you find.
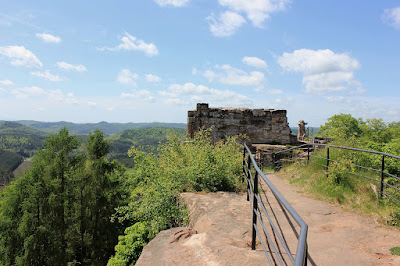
[187,103,297,145]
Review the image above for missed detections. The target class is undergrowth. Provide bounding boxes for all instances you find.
[279,159,400,227]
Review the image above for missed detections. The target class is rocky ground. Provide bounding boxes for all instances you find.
[137,174,400,265]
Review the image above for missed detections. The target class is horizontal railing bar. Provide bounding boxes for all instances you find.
[274,144,310,154]
[244,157,248,167]
[310,143,400,159]
[255,193,295,263]
[382,171,400,180]
[243,165,249,177]
[244,143,308,265]
[247,179,254,195]
[309,154,327,160]
[381,191,400,204]
[344,171,379,183]
[382,181,400,193]
[254,209,286,266]
[244,143,307,228]
[352,163,382,174]
[254,225,274,265]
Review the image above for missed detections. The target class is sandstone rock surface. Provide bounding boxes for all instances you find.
[136,192,266,266]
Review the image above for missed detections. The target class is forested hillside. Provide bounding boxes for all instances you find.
[17,120,186,136]
[107,127,186,167]
[0,121,48,157]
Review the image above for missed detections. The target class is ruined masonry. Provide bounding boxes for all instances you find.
[187,103,297,145]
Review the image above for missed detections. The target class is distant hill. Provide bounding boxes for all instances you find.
[0,121,49,157]
[17,120,186,136]
[0,121,48,136]
[107,127,186,167]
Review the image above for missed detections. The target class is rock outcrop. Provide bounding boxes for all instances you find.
[136,192,266,266]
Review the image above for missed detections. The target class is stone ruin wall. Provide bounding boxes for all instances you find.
[187,103,297,145]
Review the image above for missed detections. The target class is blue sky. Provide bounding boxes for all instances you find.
[0,0,399,127]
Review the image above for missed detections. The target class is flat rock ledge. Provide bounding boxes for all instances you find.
[136,192,266,266]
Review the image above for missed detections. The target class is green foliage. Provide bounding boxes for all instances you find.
[108,129,243,264]
[390,247,400,256]
[107,127,185,167]
[107,222,152,266]
[279,114,400,227]
[318,113,363,142]
[17,120,186,136]
[0,149,23,185]
[0,128,127,265]
[0,121,48,157]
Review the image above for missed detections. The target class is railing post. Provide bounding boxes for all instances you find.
[380,155,385,200]
[242,145,246,183]
[251,171,259,250]
[307,145,310,164]
[326,147,330,177]
[247,153,252,202]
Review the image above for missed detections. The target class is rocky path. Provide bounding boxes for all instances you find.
[136,174,400,265]
[265,173,400,266]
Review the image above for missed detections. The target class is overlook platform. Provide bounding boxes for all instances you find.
[137,174,400,265]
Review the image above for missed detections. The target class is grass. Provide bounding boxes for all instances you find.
[390,247,400,256]
[279,157,400,227]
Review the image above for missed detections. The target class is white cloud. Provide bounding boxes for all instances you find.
[218,0,291,27]
[36,33,61,43]
[99,32,159,56]
[161,82,252,106]
[121,89,155,102]
[0,80,13,86]
[10,86,77,103]
[242,56,268,70]
[88,101,97,106]
[117,69,139,86]
[145,74,161,83]
[154,0,189,7]
[267,89,283,95]
[383,6,400,29]
[0,45,42,68]
[203,64,266,87]
[56,61,87,72]
[278,49,363,95]
[207,11,246,37]
[31,70,63,82]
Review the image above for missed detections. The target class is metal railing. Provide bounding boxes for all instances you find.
[243,143,308,266]
[273,143,400,203]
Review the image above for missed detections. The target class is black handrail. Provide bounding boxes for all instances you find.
[273,143,400,203]
[243,143,308,266]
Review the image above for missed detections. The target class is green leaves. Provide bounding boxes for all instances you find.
[0,128,127,265]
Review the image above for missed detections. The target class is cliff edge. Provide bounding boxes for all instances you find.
[136,192,266,266]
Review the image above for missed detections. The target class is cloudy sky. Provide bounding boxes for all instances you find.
[0,0,399,126]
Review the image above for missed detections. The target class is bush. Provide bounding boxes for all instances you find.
[108,129,244,264]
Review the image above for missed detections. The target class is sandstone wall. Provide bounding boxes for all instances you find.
[187,103,296,144]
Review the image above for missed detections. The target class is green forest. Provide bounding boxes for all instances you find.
[0,121,186,185]
[16,120,186,136]
[0,128,243,265]
[0,115,399,265]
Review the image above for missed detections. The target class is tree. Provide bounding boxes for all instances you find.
[318,114,363,142]
[0,128,126,265]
